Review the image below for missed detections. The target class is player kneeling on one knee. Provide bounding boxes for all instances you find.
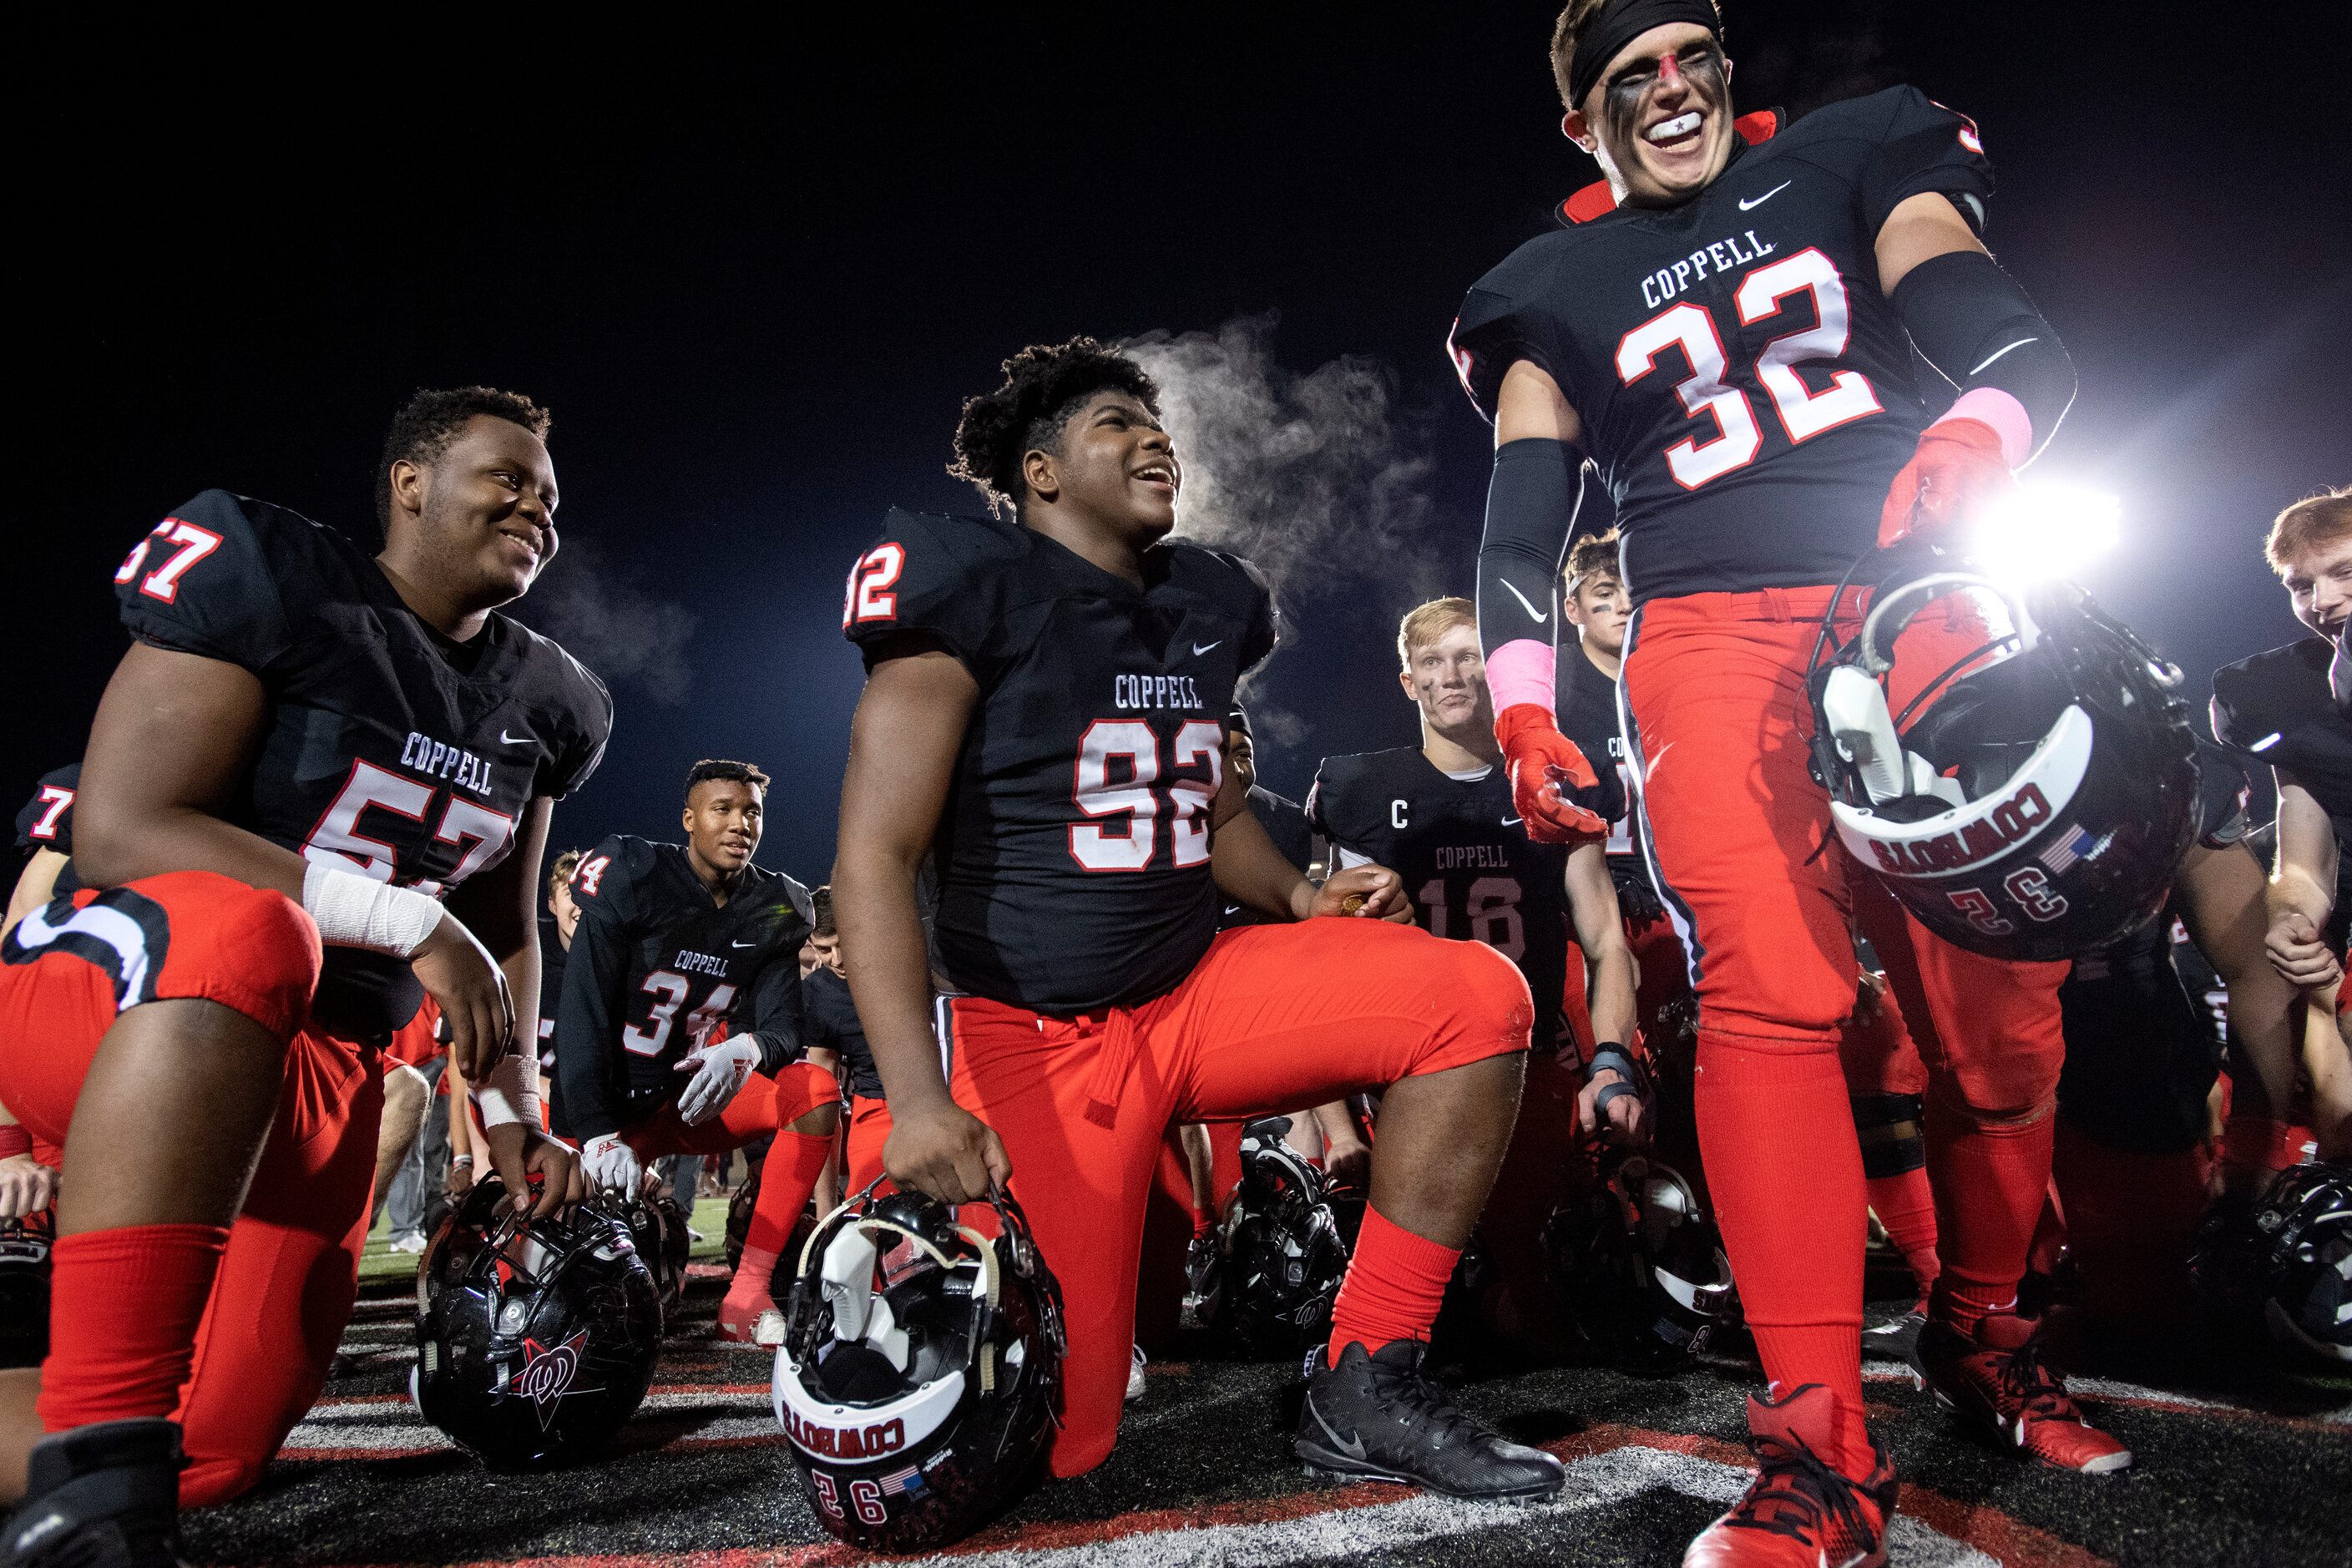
[827,338,1562,1540]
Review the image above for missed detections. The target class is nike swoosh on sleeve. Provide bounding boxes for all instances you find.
[1499,580,1549,624]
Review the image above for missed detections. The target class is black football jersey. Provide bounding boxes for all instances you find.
[803,966,878,1100]
[554,835,814,1140]
[1450,89,1995,602]
[114,491,612,1041]
[2213,638,2352,935]
[1308,748,1569,1050]
[1554,651,1633,857]
[842,508,1277,1014]
[1222,784,1313,929]
[13,764,85,903]
[535,912,569,1115]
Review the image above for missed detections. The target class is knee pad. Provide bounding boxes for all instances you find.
[1451,938,1536,1043]
[1851,1093,1926,1178]
[190,874,322,1039]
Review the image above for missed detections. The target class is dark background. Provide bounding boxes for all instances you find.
[15,3,2349,887]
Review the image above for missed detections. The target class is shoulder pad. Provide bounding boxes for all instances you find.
[113,490,339,672]
[571,834,655,907]
[1449,237,1576,422]
[2211,642,2322,752]
[1162,542,1279,672]
[13,763,80,853]
[842,508,1029,669]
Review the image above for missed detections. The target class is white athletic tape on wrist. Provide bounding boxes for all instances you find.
[301,863,443,957]
[473,1050,542,1130]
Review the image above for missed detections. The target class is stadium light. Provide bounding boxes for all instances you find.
[1972,478,2122,584]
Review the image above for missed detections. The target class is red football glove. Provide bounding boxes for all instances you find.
[1495,703,1607,844]
[1877,417,2015,548]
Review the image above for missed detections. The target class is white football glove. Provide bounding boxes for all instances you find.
[581,1131,642,1193]
[674,1036,762,1126]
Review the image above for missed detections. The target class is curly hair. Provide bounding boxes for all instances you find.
[376,386,552,533]
[948,337,1161,514]
[684,757,771,804]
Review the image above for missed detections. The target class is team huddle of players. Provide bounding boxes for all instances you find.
[2,3,2349,1567]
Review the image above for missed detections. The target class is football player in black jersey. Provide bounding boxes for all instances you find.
[557,761,837,1335]
[2213,488,2352,1178]
[555,759,837,1341]
[1311,595,1639,1358]
[535,847,585,1130]
[5,767,80,940]
[835,337,1560,1520]
[0,387,606,1560]
[1452,5,2113,1557]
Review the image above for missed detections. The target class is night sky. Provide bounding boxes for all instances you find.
[17,3,2349,888]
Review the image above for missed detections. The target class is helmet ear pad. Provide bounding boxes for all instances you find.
[1902,645,2071,799]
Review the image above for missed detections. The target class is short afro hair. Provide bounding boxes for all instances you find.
[376,386,552,533]
[949,337,1161,515]
[685,758,771,805]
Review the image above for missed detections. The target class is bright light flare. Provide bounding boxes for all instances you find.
[1972,480,2122,584]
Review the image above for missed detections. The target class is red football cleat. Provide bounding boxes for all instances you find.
[1909,1310,2132,1473]
[1684,1383,1896,1568]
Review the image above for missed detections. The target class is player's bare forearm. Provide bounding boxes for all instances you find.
[2177,840,2300,1115]
[836,646,977,1112]
[1565,845,1637,1050]
[447,797,553,1036]
[3,849,68,938]
[1210,775,1312,918]
[74,642,305,896]
[2270,779,2338,928]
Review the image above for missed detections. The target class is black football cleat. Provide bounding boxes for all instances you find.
[1179,1233,1225,1331]
[1295,1338,1564,1501]
[3,1419,186,1568]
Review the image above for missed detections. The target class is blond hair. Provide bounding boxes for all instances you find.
[549,847,584,903]
[1398,597,1478,671]
[2264,488,2352,574]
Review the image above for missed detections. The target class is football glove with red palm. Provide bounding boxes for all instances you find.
[1496,703,1607,843]
[1878,415,2014,548]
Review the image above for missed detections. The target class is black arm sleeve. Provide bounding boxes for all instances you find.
[554,881,635,1141]
[1475,437,1586,665]
[742,955,807,1075]
[1892,250,2076,459]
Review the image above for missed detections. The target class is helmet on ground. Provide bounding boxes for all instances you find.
[0,1215,51,1369]
[1545,1152,1737,1369]
[1809,567,2198,961]
[1223,1116,1351,1356]
[618,1190,693,1322]
[772,1185,1064,1552]
[413,1179,661,1469]
[2253,1161,2351,1363]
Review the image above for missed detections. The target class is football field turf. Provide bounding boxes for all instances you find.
[188,1206,2351,1568]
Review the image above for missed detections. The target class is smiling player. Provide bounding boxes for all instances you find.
[1452,4,2107,1560]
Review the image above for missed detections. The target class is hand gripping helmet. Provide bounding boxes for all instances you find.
[772,1186,1065,1552]
[1545,1152,1737,1369]
[1223,1115,1352,1356]
[413,1180,662,1469]
[617,1190,693,1323]
[2252,1161,2351,1363]
[1808,567,2199,961]
[0,1215,51,1369]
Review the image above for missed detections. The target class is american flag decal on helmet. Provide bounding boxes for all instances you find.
[2038,824,2099,874]
[876,1464,926,1498]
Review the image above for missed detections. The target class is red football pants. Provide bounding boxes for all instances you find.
[946,918,1530,1477]
[1624,588,2066,1419]
[618,1060,838,1161]
[844,1093,892,1196]
[0,872,379,1508]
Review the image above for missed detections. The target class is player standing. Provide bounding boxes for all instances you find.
[555,761,838,1341]
[0,387,604,1562]
[1450,5,2118,1560]
[833,337,1560,1502]
[1310,596,1641,1353]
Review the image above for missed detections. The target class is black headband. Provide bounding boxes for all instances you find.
[1567,0,1722,114]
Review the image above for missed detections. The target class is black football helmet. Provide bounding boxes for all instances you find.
[0,1215,51,1369]
[1222,1116,1352,1357]
[1809,564,2198,961]
[413,1179,661,1469]
[617,1191,693,1323]
[1545,1152,1737,1369]
[772,1185,1064,1552]
[2248,1161,2351,1363]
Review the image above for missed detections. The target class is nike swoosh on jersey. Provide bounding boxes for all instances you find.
[1192,640,1222,655]
[499,728,530,745]
[1738,181,1791,210]
[731,939,756,948]
[1499,579,1548,624]
[1501,816,1523,827]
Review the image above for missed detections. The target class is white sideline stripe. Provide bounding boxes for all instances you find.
[283,1389,779,1454]
[1867,1358,2352,1424]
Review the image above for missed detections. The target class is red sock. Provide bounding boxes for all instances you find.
[1326,1204,1459,1367]
[37,1224,230,1431]
[730,1130,832,1299]
[1695,1034,1870,1468]
[1191,1211,1215,1242]
[1925,1099,2054,1338]
[1866,1164,1941,1301]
